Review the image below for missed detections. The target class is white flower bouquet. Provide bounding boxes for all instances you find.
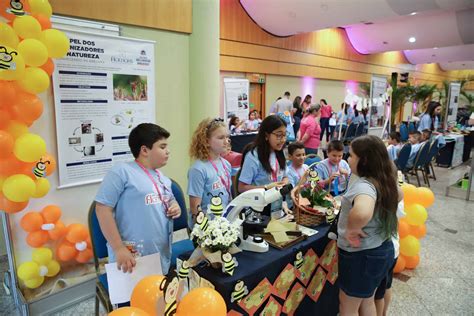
[190,216,240,253]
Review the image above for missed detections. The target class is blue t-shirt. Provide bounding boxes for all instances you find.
[407,143,422,168]
[287,163,309,188]
[315,158,351,195]
[239,149,288,211]
[418,114,440,132]
[187,158,232,217]
[95,161,175,274]
[387,144,401,161]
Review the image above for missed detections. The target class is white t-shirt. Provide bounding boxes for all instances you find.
[275,98,293,113]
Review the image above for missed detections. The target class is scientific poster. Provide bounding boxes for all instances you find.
[52,30,156,188]
[224,78,250,121]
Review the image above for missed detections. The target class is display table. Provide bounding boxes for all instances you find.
[230,133,258,153]
[181,225,339,315]
[436,134,465,168]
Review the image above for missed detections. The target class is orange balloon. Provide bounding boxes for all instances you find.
[26,230,49,247]
[41,205,61,222]
[0,156,23,176]
[401,183,418,206]
[176,287,227,316]
[20,211,43,232]
[0,192,28,213]
[76,248,93,263]
[17,163,36,180]
[404,255,420,269]
[48,220,66,240]
[109,307,150,316]
[409,224,427,239]
[130,275,165,316]
[10,92,44,124]
[0,109,12,129]
[0,130,14,159]
[32,13,51,30]
[0,80,17,107]
[39,152,56,176]
[56,241,77,261]
[398,219,410,239]
[393,256,406,273]
[416,187,435,208]
[0,0,30,21]
[66,224,89,243]
[39,58,54,76]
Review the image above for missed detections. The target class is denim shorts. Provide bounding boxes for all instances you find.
[338,240,394,298]
[374,256,397,300]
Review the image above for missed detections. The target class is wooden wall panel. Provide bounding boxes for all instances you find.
[220,0,473,84]
[50,0,192,34]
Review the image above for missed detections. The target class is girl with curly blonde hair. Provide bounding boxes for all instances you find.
[187,118,232,222]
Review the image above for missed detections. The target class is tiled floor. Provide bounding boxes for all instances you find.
[0,164,472,315]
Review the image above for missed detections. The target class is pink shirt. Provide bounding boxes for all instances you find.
[320,105,333,118]
[299,116,321,149]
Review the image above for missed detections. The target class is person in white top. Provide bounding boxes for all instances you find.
[275,91,293,113]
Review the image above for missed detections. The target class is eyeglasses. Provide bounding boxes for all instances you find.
[271,132,288,141]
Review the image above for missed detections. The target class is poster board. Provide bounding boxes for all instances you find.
[368,75,390,137]
[224,78,250,121]
[445,82,461,126]
[52,30,156,188]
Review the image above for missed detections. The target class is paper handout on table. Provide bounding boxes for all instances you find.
[105,253,163,304]
[264,219,299,243]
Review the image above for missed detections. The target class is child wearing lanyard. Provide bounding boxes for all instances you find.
[238,115,291,216]
[188,118,232,224]
[287,142,309,188]
[95,124,181,275]
[315,140,350,196]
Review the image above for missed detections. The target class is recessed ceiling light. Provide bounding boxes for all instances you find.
[409,37,416,43]
[410,12,417,16]
[462,64,465,66]
[433,47,438,49]
[383,41,388,44]
[432,54,436,57]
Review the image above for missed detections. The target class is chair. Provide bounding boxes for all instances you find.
[88,202,113,315]
[342,123,357,143]
[399,123,409,142]
[424,139,440,183]
[395,143,412,183]
[304,154,321,168]
[170,179,195,268]
[355,123,364,137]
[411,142,431,187]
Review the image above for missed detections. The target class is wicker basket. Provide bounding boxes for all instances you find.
[292,168,336,227]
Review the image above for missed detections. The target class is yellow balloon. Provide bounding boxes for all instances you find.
[405,204,428,226]
[17,38,48,67]
[6,120,28,139]
[24,276,44,289]
[14,133,47,162]
[17,67,49,94]
[13,16,42,39]
[2,174,36,202]
[39,29,69,58]
[29,0,53,17]
[17,261,39,280]
[0,22,19,48]
[0,45,25,80]
[32,248,53,265]
[32,177,50,198]
[46,260,60,277]
[400,235,420,257]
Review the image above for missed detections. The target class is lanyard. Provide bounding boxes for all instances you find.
[325,160,345,192]
[209,158,231,196]
[270,155,279,182]
[135,161,169,211]
[290,165,305,178]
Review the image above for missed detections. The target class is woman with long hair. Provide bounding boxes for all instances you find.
[338,135,402,315]
[418,101,442,132]
[292,96,303,135]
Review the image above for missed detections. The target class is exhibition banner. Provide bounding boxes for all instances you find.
[52,30,156,188]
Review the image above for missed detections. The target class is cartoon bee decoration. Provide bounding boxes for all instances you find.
[207,192,224,217]
[326,208,336,224]
[178,260,189,280]
[0,46,18,71]
[195,211,209,233]
[294,251,304,270]
[33,158,51,178]
[397,170,404,186]
[221,252,238,276]
[7,0,26,16]
[157,272,183,316]
[230,280,248,303]
[308,168,320,188]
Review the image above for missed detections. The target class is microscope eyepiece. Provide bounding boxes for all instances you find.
[279,183,293,196]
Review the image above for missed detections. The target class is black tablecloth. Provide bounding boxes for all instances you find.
[230,133,258,153]
[182,224,339,315]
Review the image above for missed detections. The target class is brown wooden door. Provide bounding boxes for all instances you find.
[249,83,265,118]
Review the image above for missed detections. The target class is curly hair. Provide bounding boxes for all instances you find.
[190,118,227,161]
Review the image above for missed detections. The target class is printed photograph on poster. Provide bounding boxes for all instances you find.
[224,78,250,121]
[113,74,148,101]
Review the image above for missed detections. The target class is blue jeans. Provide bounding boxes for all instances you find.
[305,147,318,155]
[320,117,330,141]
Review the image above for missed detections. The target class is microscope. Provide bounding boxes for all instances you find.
[224,184,293,253]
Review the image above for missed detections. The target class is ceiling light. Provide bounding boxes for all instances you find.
[410,12,417,16]
[433,47,438,49]
[408,37,416,43]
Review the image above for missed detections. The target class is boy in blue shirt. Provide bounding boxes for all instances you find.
[287,142,309,188]
[95,123,181,274]
[315,140,350,196]
[406,131,422,169]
